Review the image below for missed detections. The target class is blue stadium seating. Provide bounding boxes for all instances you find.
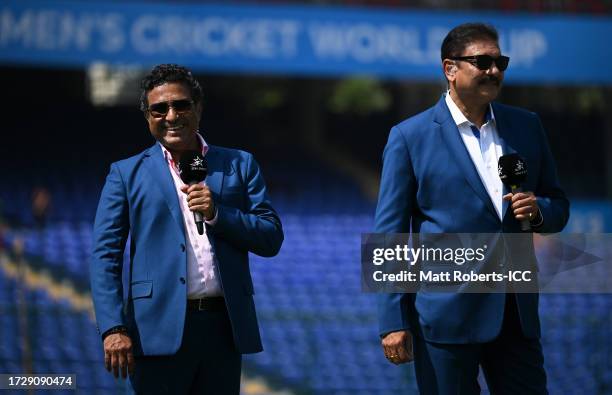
[1,176,612,394]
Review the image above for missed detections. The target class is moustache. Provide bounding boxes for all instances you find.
[479,76,501,86]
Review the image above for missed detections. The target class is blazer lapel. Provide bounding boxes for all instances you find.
[492,103,521,224]
[204,145,226,199]
[143,144,185,238]
[202,145,226,250]
[434,97,499,220]
[492,102,519,157]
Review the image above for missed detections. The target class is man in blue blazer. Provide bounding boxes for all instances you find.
[376,24,569,394]
[90,64,283,394]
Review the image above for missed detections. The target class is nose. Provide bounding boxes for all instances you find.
[487,61,502,74]
[486,64,501,77]
[165,106,178,121]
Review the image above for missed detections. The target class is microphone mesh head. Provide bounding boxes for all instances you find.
[498,153,527,187]
[178,151,207,184]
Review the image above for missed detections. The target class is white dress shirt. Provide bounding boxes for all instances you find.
[160,134,223,298]
[445,92,508,220]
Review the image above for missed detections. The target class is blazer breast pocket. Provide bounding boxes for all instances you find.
[131,281,152,300]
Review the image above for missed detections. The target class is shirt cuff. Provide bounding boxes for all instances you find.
[204,207,218,226]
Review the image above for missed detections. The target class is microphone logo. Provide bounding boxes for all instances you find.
[178,151,208,184]
[191,157,204,167]
[513,159,527,179]
[498,153,527,187]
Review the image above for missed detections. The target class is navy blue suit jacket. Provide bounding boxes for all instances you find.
[90,143,283,355]
[376,97,569,343]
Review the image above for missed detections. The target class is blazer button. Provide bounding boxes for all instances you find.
[180,277,186,284]
[180,244,185,252]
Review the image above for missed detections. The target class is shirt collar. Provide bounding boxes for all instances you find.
[445,91,495,128]
[160,132,209,167]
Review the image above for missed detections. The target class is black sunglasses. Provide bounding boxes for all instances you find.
[450,55,510,71]
[147,99,194,118]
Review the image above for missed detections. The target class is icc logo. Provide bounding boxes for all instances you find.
[191,157,204,167]
[515,160,525,172]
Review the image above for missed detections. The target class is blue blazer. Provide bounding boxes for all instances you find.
[90,143,283,355]
[376,97,569,343]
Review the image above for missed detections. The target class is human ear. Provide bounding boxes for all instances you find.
[443,60,457,81]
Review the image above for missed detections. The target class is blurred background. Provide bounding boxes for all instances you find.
[1,0,611,394]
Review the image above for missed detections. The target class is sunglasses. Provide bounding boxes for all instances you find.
[147,99,194,118]
[450,55,510,71]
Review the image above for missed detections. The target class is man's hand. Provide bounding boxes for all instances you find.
[382,330,413,365]
[180,184,215,220]
[103,333,135,379]
[503,191,540,222]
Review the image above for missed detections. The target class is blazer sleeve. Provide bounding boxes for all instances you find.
[375,126,416,337]
[90,163,130,335]
[532,115,570,233]
[211,152,284,257]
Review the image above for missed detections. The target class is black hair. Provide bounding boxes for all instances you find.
[441,23,499,61]
[139,64,203,112]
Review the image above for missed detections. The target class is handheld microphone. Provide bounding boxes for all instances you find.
[498,153,530,231]
[178,151,208,235]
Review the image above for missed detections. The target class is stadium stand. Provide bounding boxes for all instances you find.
[1,160,611,393]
